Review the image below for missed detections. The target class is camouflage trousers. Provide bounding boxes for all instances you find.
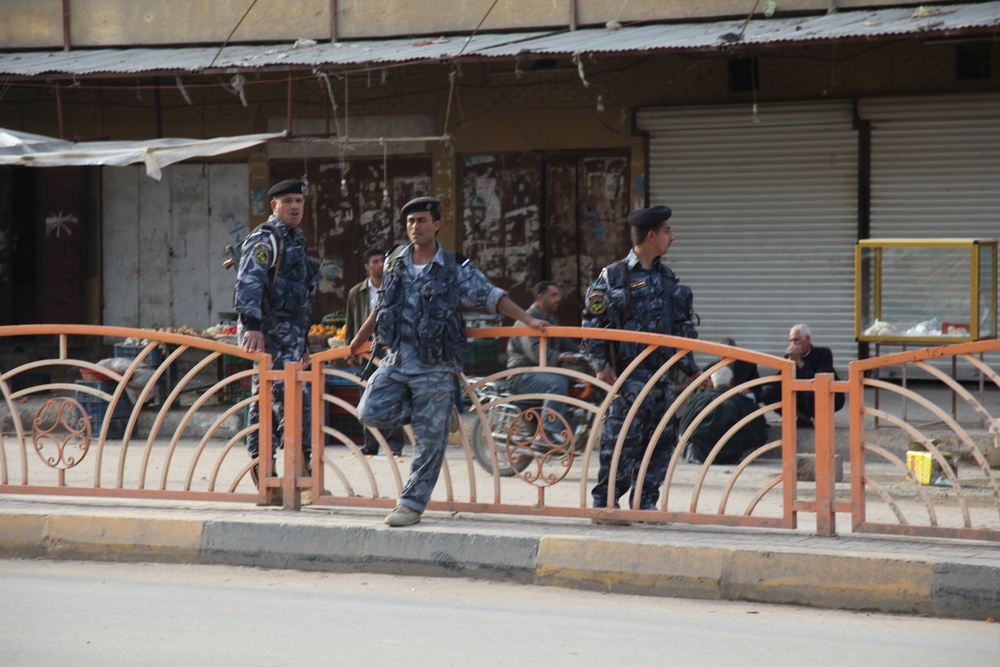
[245,357,312,462]
[591,375,676,510]
[357,364,454,513]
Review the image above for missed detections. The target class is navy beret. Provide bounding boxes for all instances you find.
[268,179,306,198]
[627,205,672,229]
[400,196,441,220]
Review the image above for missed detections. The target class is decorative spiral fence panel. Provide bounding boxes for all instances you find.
[848,341,1000,542]
[307,327,800,530]
[0,326,268,502]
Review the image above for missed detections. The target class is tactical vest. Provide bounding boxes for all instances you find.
[603,259,698,371]
[235,219,318,332]
[251,226,313,320]
[374,248,465,366]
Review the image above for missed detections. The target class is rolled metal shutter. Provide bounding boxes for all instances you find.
[861,93,1000,238]
[859,93,1000,376]
[636,102,859,369]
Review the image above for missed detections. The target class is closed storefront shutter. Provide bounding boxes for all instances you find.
[637,102,859,370]
[859,93,1000,377]
[860,93,1000,240]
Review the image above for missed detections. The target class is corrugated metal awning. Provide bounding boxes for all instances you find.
[0,127,286,179]
[1,2,998,77]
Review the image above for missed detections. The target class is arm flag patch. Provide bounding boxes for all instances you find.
[252,242,272,266]
[587,291,607,315]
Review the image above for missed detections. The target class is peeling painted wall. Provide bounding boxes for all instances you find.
[102,164,249,329]
[459,151,630,324]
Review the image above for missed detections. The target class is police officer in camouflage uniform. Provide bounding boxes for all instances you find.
[582,205,701,524]
[349,196,548,527]
[235,179,320,487]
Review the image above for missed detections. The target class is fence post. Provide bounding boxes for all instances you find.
[281,361,303,510]
[257,356,283,506]
[813,372,837,535]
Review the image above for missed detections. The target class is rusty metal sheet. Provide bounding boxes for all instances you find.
[36,168,86,324]
[459,152,629,327]
[2,3,1000,77]
[576,154,631,323]
[545,154,582,325]
[460,153,543,311]
[0,169,12,325]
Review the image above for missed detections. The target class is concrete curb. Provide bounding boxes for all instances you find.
[1,506,998,620]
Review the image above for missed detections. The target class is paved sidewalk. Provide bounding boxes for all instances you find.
[1,494,998,621]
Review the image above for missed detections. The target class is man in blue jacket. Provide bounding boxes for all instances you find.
[349,196,548,527]
[235,179,319,487]
[582,205,701,524]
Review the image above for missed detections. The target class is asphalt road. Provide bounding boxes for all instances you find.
[2,559,998,666]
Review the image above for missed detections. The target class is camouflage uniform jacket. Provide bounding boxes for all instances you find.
[234,216,319,359]
[373,243,506,373]
[582,248,699,377]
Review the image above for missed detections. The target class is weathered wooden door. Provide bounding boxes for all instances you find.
[460,151,630,326]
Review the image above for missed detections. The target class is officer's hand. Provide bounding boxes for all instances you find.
[241,330,265,353]
[597,367,617,385]
[526,317,549,333]
[348,335,367,356]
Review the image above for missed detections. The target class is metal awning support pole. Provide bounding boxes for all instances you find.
[97,88,105,137]
[55,83,65,139]
[330,0,338,42]
[62,0,71,51]
[286,73,293,133]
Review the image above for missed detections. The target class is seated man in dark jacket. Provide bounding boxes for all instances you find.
[759,323,845,425]
[680,366,767,465]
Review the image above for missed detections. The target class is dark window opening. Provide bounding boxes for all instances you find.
[729,58,760,92]
[956,43,991,80]
[533,59,559,71]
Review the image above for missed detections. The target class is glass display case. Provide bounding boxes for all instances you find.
[855,239,997,344]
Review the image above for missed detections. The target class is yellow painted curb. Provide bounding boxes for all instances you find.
[0,513,49,556]
[536,536,726,598]
[47,515,203,561]
[724,550,935,611]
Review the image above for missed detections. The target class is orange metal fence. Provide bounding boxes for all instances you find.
[846,340,1000,542]
[3,325,999,542]
[307,327,798,529]
[0,325,267,502]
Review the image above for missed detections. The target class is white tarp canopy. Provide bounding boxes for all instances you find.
[0,128,286,180]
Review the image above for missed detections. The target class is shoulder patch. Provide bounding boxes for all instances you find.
[587,291,607,315]
[252,242,272,266]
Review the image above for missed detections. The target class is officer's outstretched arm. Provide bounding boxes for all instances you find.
[349,309,377,356]
[497,295,549,333]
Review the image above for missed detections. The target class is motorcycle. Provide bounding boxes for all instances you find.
[468,354,604,477]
